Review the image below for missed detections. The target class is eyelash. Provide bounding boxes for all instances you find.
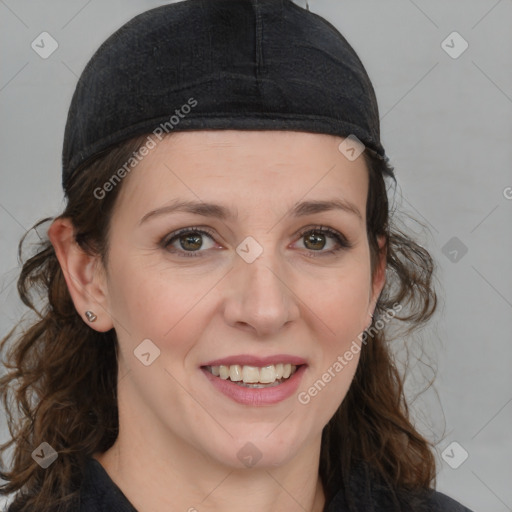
[161,225,352,258]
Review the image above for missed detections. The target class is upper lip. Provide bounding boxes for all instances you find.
[201,354,307,367]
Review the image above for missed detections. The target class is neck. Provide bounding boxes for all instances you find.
[94,431,326,512]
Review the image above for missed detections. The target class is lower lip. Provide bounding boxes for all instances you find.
[201,365,307,406]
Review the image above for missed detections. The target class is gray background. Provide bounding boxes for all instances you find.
[1,0,511,510]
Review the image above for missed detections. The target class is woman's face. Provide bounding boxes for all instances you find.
[99,130,385,469]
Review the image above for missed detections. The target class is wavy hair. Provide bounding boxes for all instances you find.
[0,134,437,511]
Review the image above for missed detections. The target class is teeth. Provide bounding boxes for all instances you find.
[206,363,298,384]
[259,365,276,384]
[229,365,242,382]
[242,365,260,383]
[219,365,230,380]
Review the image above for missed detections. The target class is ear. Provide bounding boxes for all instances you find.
[368,235,387,320]
[47,217,114,332]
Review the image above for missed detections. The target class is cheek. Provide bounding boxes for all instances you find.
[297,285,367,428]
[298,258,372,339]
[296,256,370,404]
[106,250,219,356]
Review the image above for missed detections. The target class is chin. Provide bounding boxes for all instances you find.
[207,429,308,470]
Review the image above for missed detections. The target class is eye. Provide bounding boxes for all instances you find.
[294,225,352,257]
[161,227,217,257]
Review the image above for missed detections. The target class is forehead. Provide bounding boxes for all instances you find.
[114,130,369,221]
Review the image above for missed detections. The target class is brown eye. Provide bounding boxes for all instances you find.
[162,227,217,257]
[296,226,352,257]
[177,233,203,251]
[303,231,327,251]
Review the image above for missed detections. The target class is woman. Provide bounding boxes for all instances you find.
[0,1,474,511]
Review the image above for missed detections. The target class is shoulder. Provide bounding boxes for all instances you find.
[326,485,475,512]
[324,464,475,512]
[78,457,137,511]
[396,487,475,512]
[5,457,138,512]
[432,490,475,511]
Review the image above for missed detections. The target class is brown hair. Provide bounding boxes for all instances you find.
[0,134,437,511]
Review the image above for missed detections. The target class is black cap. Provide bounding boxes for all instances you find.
[62,0,387,191]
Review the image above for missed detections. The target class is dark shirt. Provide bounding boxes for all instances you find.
[9,457,475,511]
[78,458,475,512]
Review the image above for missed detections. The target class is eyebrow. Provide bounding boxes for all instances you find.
[139,198,362,225]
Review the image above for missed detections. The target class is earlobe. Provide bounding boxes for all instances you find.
[47,217,114,332]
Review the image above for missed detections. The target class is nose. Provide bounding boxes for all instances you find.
[223,248,300,337]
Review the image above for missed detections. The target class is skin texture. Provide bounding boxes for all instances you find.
[49,130,386,512]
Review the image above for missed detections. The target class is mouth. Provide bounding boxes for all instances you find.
[200,354,308,405]
[202,363,303,388]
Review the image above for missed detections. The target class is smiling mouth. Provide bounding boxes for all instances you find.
[202,363,301,388]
